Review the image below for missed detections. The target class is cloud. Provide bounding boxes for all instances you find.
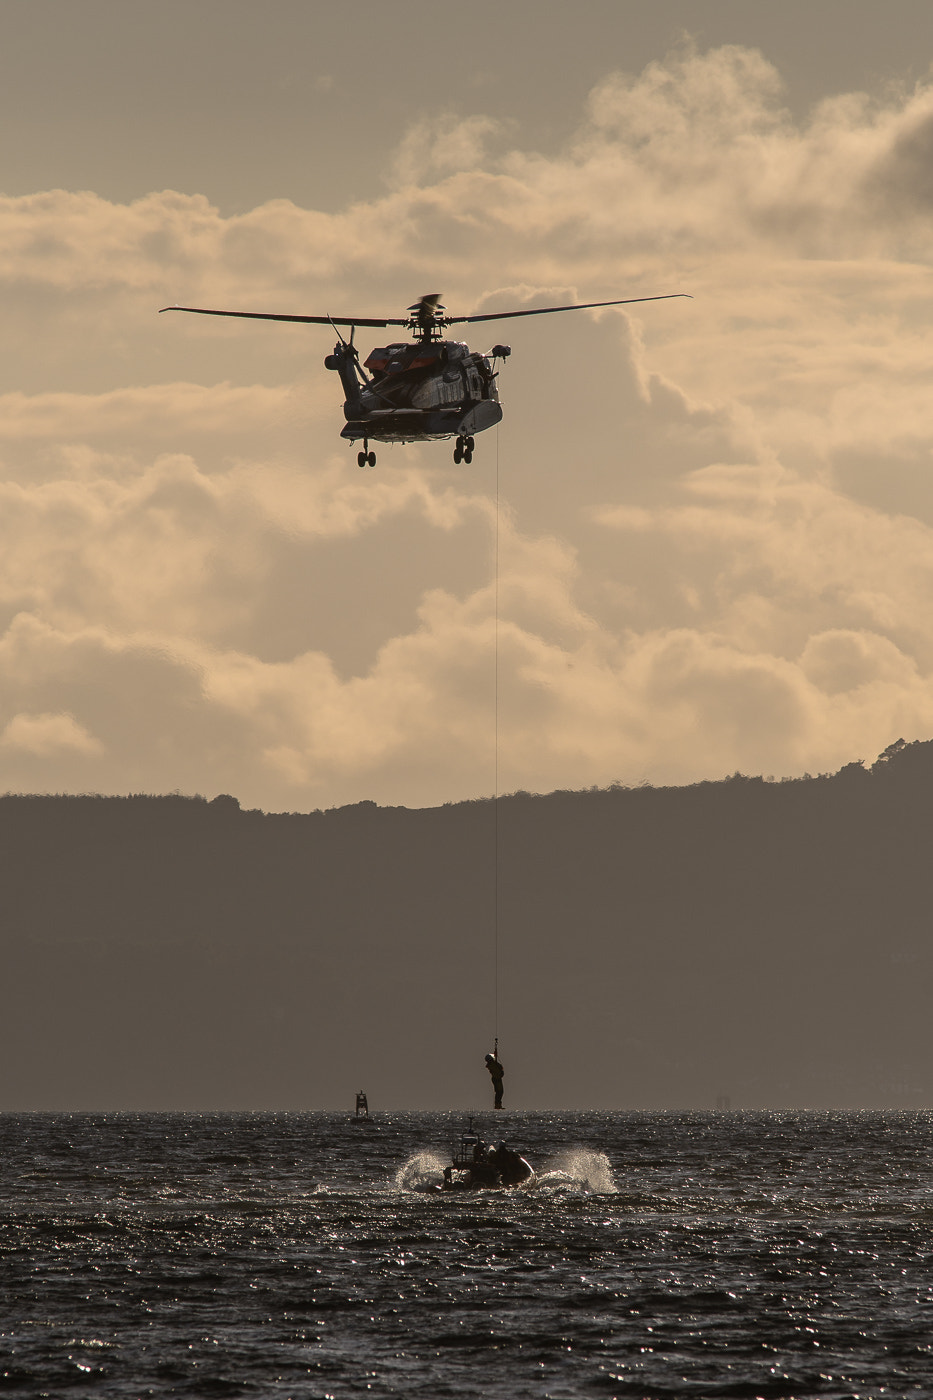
[0,383,299,445]
[0,711,102,757]
[3,44,933,805]
[799,629,915,696]
[392,114,504,188]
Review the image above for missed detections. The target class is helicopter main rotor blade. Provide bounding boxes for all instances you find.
[159,305,408,328]
[445,294,691,325]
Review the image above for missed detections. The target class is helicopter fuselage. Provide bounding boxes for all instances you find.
[160,288,688,466]
[326,336,504,446]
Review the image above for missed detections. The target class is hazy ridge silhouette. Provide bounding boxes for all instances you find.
[3,738,931,1110]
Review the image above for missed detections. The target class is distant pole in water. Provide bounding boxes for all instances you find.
[355,1091,369,1118]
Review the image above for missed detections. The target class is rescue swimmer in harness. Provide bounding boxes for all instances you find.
[485,1043,504,1110]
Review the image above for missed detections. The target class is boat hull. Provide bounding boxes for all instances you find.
[440,1147,535,1191]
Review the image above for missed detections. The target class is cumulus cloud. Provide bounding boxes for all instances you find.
[392,114,505,188]
[0,711,102,757]
[2,43,933,805]
[0,383,298,445]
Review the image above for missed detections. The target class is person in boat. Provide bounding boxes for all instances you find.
[485,1051,504,1109]
[489,1141,533,1186]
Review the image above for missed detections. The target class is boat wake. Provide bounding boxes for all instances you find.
[395,1151,448,1192]
[396,1146,616,1195]
[536,1149,616,1194]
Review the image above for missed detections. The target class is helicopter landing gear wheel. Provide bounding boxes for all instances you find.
[367,450,376,467]
[454,434,474,464]
[358,451,367,468]
[358,440,376,468]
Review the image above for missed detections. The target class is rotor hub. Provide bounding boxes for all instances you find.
[407,294,448,340]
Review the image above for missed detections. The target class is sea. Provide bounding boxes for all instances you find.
[2,1110,933,1398]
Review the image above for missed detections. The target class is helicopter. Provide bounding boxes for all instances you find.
[160,291,690,467]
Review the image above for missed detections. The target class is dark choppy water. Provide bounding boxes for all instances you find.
[3,1111,933,1397]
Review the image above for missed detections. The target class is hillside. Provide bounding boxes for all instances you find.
[3,738,932,1109]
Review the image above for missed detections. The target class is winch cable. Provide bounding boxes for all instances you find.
[493,421,500,1059]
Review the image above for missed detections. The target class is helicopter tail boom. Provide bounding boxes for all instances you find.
[323,334,369,417]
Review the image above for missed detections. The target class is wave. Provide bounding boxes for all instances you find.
[395,1146,616,1195]
[536,1148,616,1194]
[395,1151,448,1192]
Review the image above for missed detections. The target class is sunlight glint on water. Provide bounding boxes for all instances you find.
[3,1110,933,1398]
[538,1147,617,1193]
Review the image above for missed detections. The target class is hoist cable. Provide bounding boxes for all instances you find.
[494,421,500,1051]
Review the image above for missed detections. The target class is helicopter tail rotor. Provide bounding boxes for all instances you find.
[327,315,352,350]
[324,318,371,387]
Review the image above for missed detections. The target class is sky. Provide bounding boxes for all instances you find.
[4,0,933,810]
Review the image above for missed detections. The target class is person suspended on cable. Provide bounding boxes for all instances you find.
[485,1049,504,1109]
